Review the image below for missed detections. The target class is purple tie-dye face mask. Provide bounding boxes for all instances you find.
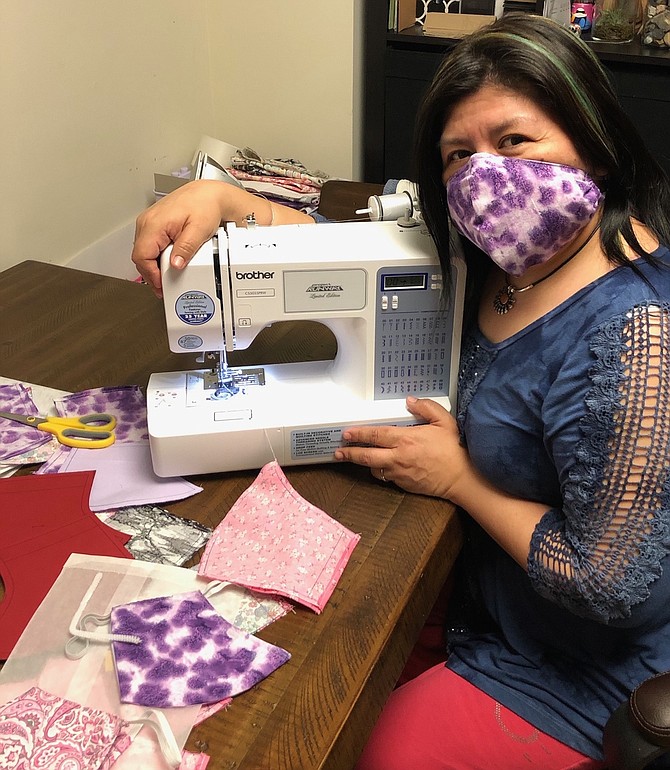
[446,153,602,276]
[109,590,290,708]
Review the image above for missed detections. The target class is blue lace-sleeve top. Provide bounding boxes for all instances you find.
[446,245,670,760]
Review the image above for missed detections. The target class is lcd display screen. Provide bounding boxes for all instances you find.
[382,273,427,291]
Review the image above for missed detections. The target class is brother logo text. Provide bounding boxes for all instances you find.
[236,270,275,280]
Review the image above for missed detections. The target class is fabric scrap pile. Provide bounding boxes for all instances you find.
[0,379,360,769]
[227,146,329,216]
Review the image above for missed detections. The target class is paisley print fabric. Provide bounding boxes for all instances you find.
[0,686,132,769]
[446,153,602,275]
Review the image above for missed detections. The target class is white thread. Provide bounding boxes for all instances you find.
[263,428,278,463]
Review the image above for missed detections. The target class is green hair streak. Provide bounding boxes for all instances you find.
[485,31,610,147]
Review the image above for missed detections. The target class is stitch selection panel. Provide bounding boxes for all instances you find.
[374,265,452,399]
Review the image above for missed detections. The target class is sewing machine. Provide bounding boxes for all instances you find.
[147,218,466,476]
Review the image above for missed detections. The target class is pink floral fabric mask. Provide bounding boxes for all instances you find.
[446,153,602,276]
[198,461,360,613]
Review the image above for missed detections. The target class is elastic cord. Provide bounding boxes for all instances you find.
[65,572,141,659]
[509,221,601,293]
[201,580,229,599]
[127,709,183,768]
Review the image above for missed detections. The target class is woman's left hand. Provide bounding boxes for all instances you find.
[334,396,471,500]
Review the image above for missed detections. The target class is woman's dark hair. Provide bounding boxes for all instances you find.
[414,12,670,309]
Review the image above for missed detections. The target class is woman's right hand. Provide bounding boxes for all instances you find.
[131,179,315,297]
[131,180,234,297]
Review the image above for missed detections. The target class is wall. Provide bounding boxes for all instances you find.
[1,1,361,278]
[207,2,362,183]
[1,1,215,277]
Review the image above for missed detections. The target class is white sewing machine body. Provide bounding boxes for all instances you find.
[147,219,465,476]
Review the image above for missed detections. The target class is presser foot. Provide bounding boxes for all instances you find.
[203,367,266,400]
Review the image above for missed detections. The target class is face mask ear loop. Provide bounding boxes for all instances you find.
[127,709,183,768]
[65,572,141,660]
[65,613,113,659]
[201,580,230,600]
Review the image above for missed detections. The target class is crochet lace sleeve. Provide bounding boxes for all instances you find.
[527,302,670,623]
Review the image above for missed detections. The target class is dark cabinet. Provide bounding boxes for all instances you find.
[383,47,448,181]
[601,57,670,175]
[363,2,670,182]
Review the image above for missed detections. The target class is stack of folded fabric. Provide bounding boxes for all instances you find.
[227,146,330,216]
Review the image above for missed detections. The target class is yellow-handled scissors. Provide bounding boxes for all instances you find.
[0,411,116,449]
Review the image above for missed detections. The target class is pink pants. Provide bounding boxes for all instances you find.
[355,665,605,770]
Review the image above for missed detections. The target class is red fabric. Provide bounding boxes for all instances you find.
[0,471,132,659]
[356,665,605,770]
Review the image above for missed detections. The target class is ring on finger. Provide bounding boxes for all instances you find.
[380,468,387,483]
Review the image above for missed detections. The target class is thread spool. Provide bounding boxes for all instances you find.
[356,191,414,222]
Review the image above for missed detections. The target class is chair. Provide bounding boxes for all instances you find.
[316,179,384,222]
[603,672,670,768]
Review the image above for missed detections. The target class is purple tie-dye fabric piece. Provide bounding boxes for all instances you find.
[446,153,602,276]
[0,384,53,461]
[55,386,148,443]
[110,590,291,708]
[33,441,202,509]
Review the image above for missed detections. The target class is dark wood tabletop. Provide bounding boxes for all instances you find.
[0,259,462,770]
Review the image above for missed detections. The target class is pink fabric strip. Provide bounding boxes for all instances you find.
[180,750,211,770]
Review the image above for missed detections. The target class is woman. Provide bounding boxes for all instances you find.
[131,14,670,768]
[338,13,670,770]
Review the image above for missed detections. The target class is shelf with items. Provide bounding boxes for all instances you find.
[363,0,670,182]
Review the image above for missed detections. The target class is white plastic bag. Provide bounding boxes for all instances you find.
[0,553,287,769]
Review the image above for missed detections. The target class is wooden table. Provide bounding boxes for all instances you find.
[0,259,462,770]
